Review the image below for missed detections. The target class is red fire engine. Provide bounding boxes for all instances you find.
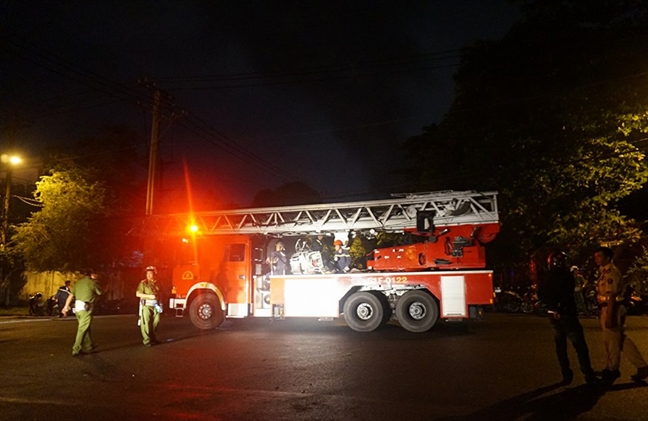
[148,190,499,333]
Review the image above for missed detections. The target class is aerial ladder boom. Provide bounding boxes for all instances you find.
[142,190,499,237]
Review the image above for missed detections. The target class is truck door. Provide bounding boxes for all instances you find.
[220,243,251,317]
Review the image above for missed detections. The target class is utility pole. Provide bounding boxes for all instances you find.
[145,87,162,216]
[1,164,12,249]
[140,79,184,216]
[1,115,21,306]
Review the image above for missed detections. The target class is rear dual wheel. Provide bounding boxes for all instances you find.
[395,290,439,333]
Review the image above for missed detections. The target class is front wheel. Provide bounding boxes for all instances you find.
[343,292,385,332]
[521,301,534,314]
[189,293,225,330]
[395,290,439,333]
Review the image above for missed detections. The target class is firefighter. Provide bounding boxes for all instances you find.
[62,270,103,357]
[537,252,597,385]
[311,234,335,272]
[333,240,351,273]
[136,266,162,347]
[311,235,325,252]
[267,241,289,275]
[594,246,648,383]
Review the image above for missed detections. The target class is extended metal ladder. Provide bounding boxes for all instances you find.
[141,190,498,236]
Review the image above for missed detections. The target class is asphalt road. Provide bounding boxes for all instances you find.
[1,312,647,421]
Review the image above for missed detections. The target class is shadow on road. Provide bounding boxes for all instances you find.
[439,381,648,421]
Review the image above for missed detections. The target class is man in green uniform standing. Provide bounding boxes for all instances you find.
[136,266,162,346]
[62,271,103,357]
[594,246,648,383]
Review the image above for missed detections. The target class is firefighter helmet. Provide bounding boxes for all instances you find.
[145,266,157,274]
[547,252,568,269]
[334,240,343,246]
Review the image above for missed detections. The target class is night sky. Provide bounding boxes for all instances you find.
[1,1,521,208]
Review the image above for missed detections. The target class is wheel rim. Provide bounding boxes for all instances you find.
[356,303,374,320]
[408,301,427,320]
[198,303,213,320]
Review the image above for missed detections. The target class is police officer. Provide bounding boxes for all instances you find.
[62,271,103,357]
[537,252,597,385]
[594,246,648,383]
[333,240,351,273]
[137,266,162,346]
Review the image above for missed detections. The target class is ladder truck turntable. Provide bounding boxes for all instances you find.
[154,190,499,333]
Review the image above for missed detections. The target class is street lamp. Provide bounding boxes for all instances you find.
[1,153,22,250]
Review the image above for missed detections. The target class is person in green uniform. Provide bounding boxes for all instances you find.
[62,271,103,357]
[594,246,648,383]
[136,266,162,346]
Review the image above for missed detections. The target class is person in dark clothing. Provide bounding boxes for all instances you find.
[55,280,72,318]
[267,241,289,275]
[537,251,597,385]
[311,235,325,252]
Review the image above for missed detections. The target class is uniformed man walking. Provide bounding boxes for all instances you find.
[62,271,103,356]
[136,266,162,346]
[594,246,648,383]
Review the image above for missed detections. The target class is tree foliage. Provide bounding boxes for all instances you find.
[12,165,122,272]
[402,0,648,269]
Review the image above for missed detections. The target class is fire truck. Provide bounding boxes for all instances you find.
[149,190,499,333]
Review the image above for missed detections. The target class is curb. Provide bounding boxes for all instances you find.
[0,313,136,325]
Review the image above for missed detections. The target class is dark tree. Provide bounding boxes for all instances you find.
[402,0,648,269]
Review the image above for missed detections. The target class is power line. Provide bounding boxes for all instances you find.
[162,63,460,91]
[157,49,462,83]
[0,29,155,113]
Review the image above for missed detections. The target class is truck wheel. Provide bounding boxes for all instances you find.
[370,291,392,326]
[395,290,439,333]
[189,293,225,330]
[343,292,384,332]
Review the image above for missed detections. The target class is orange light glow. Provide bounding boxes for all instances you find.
[183,160,199,262]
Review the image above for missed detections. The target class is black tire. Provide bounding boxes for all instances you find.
[189,293,225,330]
[343,292,385,332]
[395,290,439,333]
[521,301,534,314]
[370,291,392,326]
[505,301,520,313]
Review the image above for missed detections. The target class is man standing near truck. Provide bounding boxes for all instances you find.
[136,266,162,347]
[538,252,597,385]
[594,246,648,383]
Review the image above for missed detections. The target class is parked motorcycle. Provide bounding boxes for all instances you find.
[28,292,46,316]
[46,294,59,316]
[520,287,546,314]
[582,285,600,317]
[493,288,524,313]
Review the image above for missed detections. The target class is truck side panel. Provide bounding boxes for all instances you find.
[270,271,493,319]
